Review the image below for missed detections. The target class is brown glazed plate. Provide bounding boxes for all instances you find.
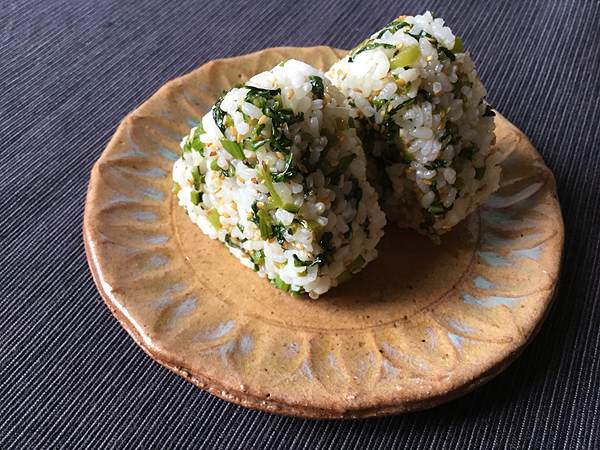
[83,46,564,419]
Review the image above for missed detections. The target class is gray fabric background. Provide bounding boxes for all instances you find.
[2,1,599,448]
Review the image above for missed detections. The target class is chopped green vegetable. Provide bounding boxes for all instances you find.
[252,249,265,266]
[390,46,420,69]
[257,209,274,239]
[328,154,357,185]
[451,36,464,53]
[260,167,282,207]
[308,75,324,99]
[282,203,300,214]
[210,159,219,171]
[190,191,201,206]
[375,19,411,39]
[272,152,296,182]
[212,91,227,134]
[335,117,348,131]
[207,208,221,230]
[475,166,486,180]
[220,138,245,160]
[191,166,202,189]
[292,254,320,267]
[346,255,366,272]
[270,275,291,292]
[349,43,395,62]
[317,231,337,266]
[336,270,352,284]
[345,178,363,203]
[423,160,447,170]
[172,182,181,195]
[272,224,286,245]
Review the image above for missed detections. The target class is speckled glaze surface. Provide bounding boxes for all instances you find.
[83,46,564,419]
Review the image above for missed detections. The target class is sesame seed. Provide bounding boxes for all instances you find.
[403,25,411,31]
[210,144,219,150]
[353,88,362,93]
[413,187,420,193]
[437,122,446,131]
[307,252,313,258]
[325,177,331,186]
[267,196,272,201]
[461,94,467,102]
[423,179,432,185]
[373,123,380,132]
[287,89,294,99]
[283,242,289,249]
[222,115,228,126]
[396,15,407,21]
[330,160,339,167]
[237,175,245,183]
[222,212,230,218]
[187,179,193,187]
[299,164,308,173]
[276,152,285,160]
[229,125,236,136]
[396,42,404,51]
[251,178,258,184]
[220,174,225,180]
[214,187,222,194]
[387,104,394,112]
[380,110,386,116]
[373,89,381,96]
[257,115,267,125]
[323,93,332,103]
[215,177,222,185]
[237,133,242,144]
[395,78,406,86]
[256,202,265,208]
[247,211,253,218]
[231,202,237,211]
[339,135,346,143]
[405,168,411,175]
[491,137,497,146]
[442,225,452,231]
[342,73,347,80]
[426,55,433,62]
[439,111,446,119]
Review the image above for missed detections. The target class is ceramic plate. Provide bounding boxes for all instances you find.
[83,46,564,419]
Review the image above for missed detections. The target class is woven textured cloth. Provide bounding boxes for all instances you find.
[2,1,599,448]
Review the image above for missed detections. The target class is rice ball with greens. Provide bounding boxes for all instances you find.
[172,59,386,298]
[327,12,502,243]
